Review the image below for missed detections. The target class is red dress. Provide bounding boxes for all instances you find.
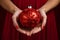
[1,0,58,40]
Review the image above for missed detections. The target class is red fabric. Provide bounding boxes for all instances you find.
[1,0,58,40]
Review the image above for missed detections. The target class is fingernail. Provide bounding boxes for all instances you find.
[15,26,19,29]
[42,26,44,29]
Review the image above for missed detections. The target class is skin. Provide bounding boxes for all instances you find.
[0,0,59,13]
[59,0,60,3]
[0,0,59,36]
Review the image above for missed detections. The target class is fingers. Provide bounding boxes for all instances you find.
[17,28,32,36]
[12,9,34,36]
[12,9,22,29]
[38,9,47,29]
[17,28,27,34]
[31,27,41,34]
[12,15,19,29]
[26,31,32,36]
[42,16,47,28]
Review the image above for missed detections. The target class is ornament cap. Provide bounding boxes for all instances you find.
[28,6,32,9]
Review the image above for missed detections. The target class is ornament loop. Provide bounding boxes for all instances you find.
[28,6,32,9]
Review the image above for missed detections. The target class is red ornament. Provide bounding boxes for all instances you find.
[18,7,42,30]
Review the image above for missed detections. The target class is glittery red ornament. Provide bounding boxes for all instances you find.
[18,6,42,30]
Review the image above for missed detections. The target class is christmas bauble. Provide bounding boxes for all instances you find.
[18,7,42,30]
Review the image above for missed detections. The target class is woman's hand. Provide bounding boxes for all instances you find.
[31,27,41,35]
[17,28,32,36]
[12,9,22,29]
[39,9,47,28]
[30,9,47,35]
[12,9,31,36]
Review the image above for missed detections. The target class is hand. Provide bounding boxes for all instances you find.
[17,28,32,36]
[12,9,22,29]
[12,9,32,36]
[31,9,47,35]
[38,9,47,29]
[30,24,42,35]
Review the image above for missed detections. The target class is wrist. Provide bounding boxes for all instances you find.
[39,8,47,17]
[12,9,22,18]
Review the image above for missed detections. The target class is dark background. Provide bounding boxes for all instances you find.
[54,4,60,40]
[0,4,60,40]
